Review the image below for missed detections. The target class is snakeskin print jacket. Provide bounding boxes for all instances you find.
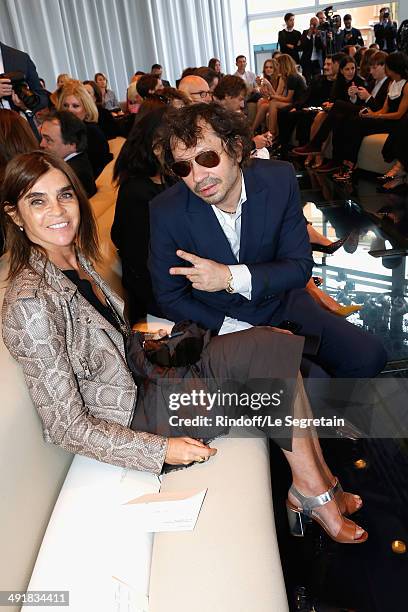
[2,251,168,474]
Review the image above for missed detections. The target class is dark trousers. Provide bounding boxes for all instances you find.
[333,116,397,164]
[273,288,387,378]
[311,100,361,149]
[301,59,322,85]
[130,327,305,450]
[382,116,408,167]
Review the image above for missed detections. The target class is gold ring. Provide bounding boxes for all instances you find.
[196,457,206,463]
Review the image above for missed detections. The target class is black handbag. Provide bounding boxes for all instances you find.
[126,320,212,382]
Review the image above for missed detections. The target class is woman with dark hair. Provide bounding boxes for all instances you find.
[0,150,216,471]
[94,72,119,111]
[332,51,408,181]
[111,105,172,322]
[0,109,38,253]
[1,150,369,544]
[83,80,118,139]
[330,56,364,103]
[208,57,223,79]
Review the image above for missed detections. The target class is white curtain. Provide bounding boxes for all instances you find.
[0,0,236,101]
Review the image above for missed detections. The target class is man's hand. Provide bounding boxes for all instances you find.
[170,250,231,292]
[0,78,12,98]
[165,437,217,465]
[286,43,294,49]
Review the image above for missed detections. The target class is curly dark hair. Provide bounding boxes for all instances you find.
[213,75,247,100]
[159,102,252,172]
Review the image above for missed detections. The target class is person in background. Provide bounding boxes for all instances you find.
[178,75,212,104]
[0,108,38,253]
[300,17,325,84]
[156,87,190,108]
[51,73,71,107]
[195,67,219,92]
[83,80,118,140]
[151,64,170,87]
[251,58,282,133]
[278,13,302,64]
[233,55,257,90]
[111,106,170,322]
[40,110,96,197]
[208,57,224,80]
[374,7,398,53]
[341,14,364,48]
[266,53,307,142]
[136,74,162,99]
[57,79,112,178]
[94,72,119,111]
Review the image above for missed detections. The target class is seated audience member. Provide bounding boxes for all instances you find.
[57,79,112,178]
[213,75,273,153]
[155,87,190,108]
[0,109,38,253]
[208,57,224,79]
[252,59,282,133]
[149,102,386,379]
[111,106,170,322]
[266,53,307,140]
[40,110,96,197]
[300,17,325,84]
[130,70,146,83]
[194,67,219,92]
[293,52,390,172]
[83,80,118,139]
[332,51,408,181]
[358,48,376,82]
[126,78,143,113]
[277,54,338,151]
[278,13,302,64]
[94,72,120,111]
[51,73,70,107]
[343,44,357,58]
[379,115,408,191]
[136,74,162,99]
[374,7,398,53]
[213,75,247,112]
[234,54,257,90]
[178,75,212,104]
[0,149,371,544]
[175,67,197,89]
[151,63,170,87]
[340,14,364,48]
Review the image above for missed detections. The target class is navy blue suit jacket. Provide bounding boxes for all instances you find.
[149,159,313,332]
[0,42,48,113]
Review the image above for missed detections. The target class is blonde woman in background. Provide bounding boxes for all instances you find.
[57,79,112,178]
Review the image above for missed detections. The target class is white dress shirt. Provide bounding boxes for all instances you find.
[211,175,254,335]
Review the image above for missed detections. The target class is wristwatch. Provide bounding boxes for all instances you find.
[225,273,234,294]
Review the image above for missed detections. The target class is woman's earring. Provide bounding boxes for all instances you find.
[19,226,24,232]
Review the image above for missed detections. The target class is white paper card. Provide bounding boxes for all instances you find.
[122,488,208,532]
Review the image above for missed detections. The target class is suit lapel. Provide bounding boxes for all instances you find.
[239,166,268,263]
[186,189,238,264]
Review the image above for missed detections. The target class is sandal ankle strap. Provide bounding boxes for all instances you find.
[289,483,335,517]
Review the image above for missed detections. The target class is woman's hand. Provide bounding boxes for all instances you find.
[165,437,217,465]
[357,86,370,101]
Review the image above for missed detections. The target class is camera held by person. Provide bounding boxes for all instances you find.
[0,71,40,110]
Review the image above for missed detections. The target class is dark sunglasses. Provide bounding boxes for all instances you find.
[171,150,221,178]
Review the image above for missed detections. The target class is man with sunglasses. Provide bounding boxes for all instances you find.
[149,103,386,379]
[178,75,212,104]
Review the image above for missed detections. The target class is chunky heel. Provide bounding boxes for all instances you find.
[286,484,368,544]
[286,502,310,537]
